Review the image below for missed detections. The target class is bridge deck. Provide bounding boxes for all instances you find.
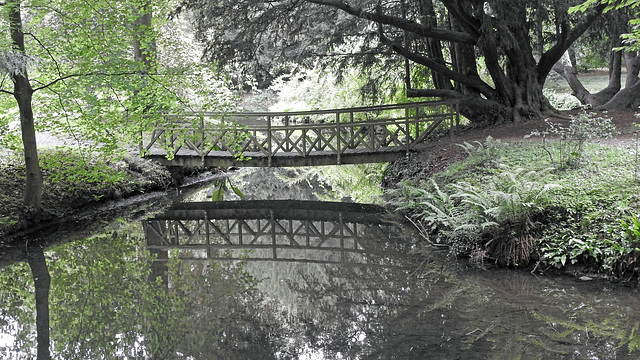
[141,100,459,167]
[145,146,409,167]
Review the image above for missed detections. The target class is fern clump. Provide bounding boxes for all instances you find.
[391,167,560,266]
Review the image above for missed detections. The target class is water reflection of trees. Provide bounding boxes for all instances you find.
[4,219,640,359]
[261,256,640,360]
[0,224,283,359]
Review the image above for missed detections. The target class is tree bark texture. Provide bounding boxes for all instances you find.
[553,11,640,110]
[9,0,43,212]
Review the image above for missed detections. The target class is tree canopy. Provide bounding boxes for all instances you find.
[183,0,606,122]
[0,0,232,212]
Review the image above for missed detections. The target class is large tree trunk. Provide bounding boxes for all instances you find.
[552,10,640,110]
[9,1,43,213]
[27,244,52,360]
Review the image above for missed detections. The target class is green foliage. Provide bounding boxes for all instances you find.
[571,0,640,51]
[39,148,126,187]
[391,133,640,277]
[0,0,235,160]
[526,113,616,169]
[634,121,640,182]
[210,176,244,201]
[539,192,640,274]
[621,213,640,242]
[392,166,560,265]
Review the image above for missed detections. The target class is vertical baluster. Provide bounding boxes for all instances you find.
[415,104,420,141]
[200,114,205,164]
[336,112,341,165]
[267,115,272,167]
[271,210,277,260]
[405,106,410,156]
[369,112,375,151]
[303,127,307,157]
[350,111,354,149]
[284,115,290,152]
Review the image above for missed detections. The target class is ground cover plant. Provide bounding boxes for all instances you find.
[389,116,640,280]
[0,149,173,237]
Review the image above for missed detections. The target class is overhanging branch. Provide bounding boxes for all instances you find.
[32,71,144,92]
[406,88,462,98]
[307,0,477,44]
[379,34,497,99]
[537,4,606,83]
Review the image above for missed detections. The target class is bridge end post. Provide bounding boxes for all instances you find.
[449,102,459,139]
[336,112,341,165]
[267,115,273,167]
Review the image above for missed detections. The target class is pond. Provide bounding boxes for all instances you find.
[1,167,639,359]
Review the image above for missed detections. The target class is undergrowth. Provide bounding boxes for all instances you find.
[0,149,173,237]
[389,120,640,280]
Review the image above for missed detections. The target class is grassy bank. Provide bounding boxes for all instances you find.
[0,149,180,238]
[388,118,640,281]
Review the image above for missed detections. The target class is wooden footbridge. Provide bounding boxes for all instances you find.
[143,200,406,269]
[141,100,459,167]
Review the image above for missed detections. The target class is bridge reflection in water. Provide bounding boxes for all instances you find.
[143,200,409,280]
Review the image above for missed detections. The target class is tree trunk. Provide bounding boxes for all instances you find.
[9,1,43,213]
[132,1,157,113]
[598,80,640,110]
[27,244,52,360]
[422,0,453,91]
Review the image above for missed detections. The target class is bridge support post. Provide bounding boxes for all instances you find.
[267,116,272,167]
[336,112,341,165]
[449,102,459,139]
[405,107,410,156]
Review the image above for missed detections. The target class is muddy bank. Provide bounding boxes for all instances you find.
[0,155,220,241]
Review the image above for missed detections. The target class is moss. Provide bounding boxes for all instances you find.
[0,151,207,238]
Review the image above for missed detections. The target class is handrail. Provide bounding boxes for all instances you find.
[166,99,458,118]
[141,100,460,166]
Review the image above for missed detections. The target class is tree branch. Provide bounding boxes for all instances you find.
[24,32,64,80]
[379,34,497,99]
[406,88,463,98]
[440,0,481,38]
[307,0,477,44]
[32,71,143,92]
[537,4,606,83]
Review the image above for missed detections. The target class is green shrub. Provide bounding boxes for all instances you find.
[543,89,581,110]
[526,113,616,169]
[392,167,560,266]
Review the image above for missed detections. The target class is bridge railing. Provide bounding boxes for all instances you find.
[143,201,405,265]
[141,100,459,165]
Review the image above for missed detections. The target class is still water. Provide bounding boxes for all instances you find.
[1,167,639,359]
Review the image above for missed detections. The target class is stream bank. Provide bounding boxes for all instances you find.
[382,110,640,283]
[0,152,219,241]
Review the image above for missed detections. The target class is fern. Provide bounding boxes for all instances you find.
[389,166,561,265]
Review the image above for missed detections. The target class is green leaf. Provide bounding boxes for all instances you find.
[211,186,224,201]
[231,185,244,199]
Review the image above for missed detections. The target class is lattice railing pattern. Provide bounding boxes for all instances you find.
[141,100,459,165]
[144,217,395,263]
